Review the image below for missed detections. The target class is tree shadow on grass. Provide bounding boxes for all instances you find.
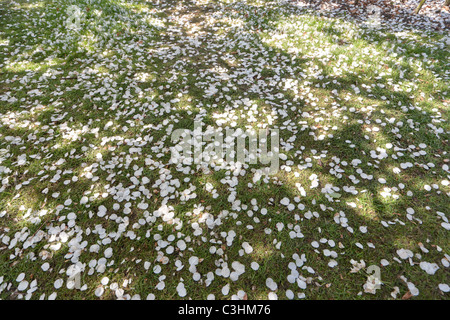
[0,0,448,300]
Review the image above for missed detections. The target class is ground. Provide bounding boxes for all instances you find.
[0,0,449,300]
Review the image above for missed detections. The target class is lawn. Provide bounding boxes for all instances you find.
[0,0,449,300]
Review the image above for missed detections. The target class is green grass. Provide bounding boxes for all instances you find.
[0,0,448,300]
